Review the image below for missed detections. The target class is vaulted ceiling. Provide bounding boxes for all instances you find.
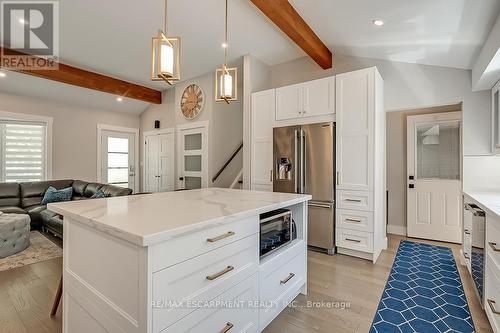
[1,0,499,113]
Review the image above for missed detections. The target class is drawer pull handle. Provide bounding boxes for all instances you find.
[345,238,361,243]
[219,322,234,333]
[488,299,500,315]
[489,242,500,252]
[345,199,362,203]
[280,273,295,285]
[207,231,235,243]
[206,266,234,281]
[345,218,362,223]
[464,230,471,235]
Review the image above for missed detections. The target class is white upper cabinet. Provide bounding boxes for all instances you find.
[276,83,303,121]
[303,76,335,117]
[492,80,500,155]
[251,89,275,191]
[275,77,335,121]
[336,68,375,191]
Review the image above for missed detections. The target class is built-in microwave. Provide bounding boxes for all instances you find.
[259,208,296,258]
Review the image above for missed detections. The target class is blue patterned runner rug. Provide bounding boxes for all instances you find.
[370,240,475,333]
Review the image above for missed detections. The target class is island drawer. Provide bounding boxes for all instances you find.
[152,234,259,332]
[259,240,306,328]
[485,255,500,333]
[487,215,500,273]
[151,216,259,271]
[337,209,374,232]
[159,273,259,333]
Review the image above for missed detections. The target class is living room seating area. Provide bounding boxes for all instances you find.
[0,180,132,238]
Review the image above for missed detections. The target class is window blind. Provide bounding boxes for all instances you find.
[0,121,47,183]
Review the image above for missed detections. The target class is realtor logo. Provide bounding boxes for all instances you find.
[1,1,59,70]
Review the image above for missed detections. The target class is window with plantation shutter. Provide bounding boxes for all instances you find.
[0,121,47,183]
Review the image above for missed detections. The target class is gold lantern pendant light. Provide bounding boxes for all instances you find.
[151,0,180,85]
[215,0,237,103]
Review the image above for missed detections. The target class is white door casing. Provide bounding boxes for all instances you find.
[407,112,462,243]
[177,121,209,190]
[143,128,174,193]
[98,125,139,192]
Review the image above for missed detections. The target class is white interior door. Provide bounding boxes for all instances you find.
[144,131,174,193]
[100,130,136,190]
[177,122,208,190]
[144,135,159,192]
[407,112,462,243]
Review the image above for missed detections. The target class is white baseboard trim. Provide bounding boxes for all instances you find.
[387,225,407,236]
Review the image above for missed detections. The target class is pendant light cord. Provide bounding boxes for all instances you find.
[164,0,168,34]
[224,0,228,67]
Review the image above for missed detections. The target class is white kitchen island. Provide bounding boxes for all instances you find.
[48,188,311,333]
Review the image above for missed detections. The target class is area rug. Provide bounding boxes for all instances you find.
[0,231,62,271]
[370,240,475,333]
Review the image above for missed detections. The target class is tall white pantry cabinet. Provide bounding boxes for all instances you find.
[250,67,386,262]
[335,67,386,262]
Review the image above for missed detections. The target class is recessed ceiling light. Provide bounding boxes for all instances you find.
[0,72,6,78]
[372,19,384,26]
[19,18,27,25]
[222,43,228,48]
[116,97,123,102]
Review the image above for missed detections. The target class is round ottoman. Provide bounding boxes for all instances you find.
[0,213,31,259]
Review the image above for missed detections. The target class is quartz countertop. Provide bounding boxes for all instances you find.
[48,188,311,246]
[463,190,500,217]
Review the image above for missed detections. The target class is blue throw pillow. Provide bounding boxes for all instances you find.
[91,190,106,199]
[41,186,73,204]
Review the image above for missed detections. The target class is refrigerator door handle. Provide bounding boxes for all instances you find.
[308,202,332,209]
[300,130,305,193]
[302,130,306,192]
[294,130,299,193]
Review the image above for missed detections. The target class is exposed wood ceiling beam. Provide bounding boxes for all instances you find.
[249,0,332,69]
[0,47,162,104]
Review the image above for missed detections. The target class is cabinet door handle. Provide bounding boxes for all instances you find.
[489,242,500,252]
[336,172,340,186]
[206,266,234,281]
[488,299,500,315]
[345,238,361,243]
[207,231,235,243]
[219,322,234,333]
[464,230,471,235]
[270,169,273,182]
[345,218,362,223]
[345,198,362,203]
[280,273,295,285]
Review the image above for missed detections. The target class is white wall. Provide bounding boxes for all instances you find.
[140,61,243,190]
[0,92,140,181]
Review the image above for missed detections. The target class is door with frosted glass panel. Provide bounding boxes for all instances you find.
[178,124,208,190]
[101,130,136,191]
[407,112,462,243]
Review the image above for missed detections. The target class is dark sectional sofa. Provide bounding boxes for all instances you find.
[0,180,133,238]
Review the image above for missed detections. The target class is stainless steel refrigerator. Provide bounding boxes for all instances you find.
[273,122,336,253]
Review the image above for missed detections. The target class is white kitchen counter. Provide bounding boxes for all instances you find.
[48,188,311,246]
[463,190,500,217]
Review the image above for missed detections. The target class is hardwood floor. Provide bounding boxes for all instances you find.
[0,234,492,333]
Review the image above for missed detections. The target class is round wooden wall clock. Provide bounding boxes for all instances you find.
[180,84,204,120]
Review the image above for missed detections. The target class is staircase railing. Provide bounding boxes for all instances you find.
[212,142,243,183]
